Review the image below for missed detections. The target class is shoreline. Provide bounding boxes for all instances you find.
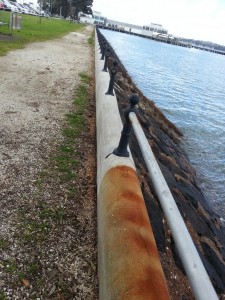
[99,30,225,299]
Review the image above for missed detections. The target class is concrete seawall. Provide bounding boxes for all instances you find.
[95,32,171,300]
[96,28,225,299]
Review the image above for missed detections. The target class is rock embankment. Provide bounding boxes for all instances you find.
[100,31,225,299]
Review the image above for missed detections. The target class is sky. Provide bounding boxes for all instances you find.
[92,0,225,46]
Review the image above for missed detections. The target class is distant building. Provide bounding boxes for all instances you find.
[141,23,175,41]
[93,11,106,25]
[79,11,106,25]
[79,12,174,42]
[105,19,142,34]
[79,11,142,33]
[79,13,94,24]
[142,23,168,37]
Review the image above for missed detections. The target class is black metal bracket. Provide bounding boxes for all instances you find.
[102,48,110,72]
[113,93,139,157]
[106,60,118,96]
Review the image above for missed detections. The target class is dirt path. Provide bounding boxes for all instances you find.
[0,26,98,299]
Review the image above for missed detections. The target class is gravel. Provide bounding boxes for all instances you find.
[0,25,98,299]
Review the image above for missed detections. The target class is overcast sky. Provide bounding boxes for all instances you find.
[92,0,225,45]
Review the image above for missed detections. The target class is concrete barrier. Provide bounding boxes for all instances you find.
[95,30,170,300]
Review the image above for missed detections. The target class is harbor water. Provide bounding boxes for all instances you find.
[100,29,225,218]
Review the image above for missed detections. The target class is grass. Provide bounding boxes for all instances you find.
[2,259,17,274]
[0,70,93,296]
[54,72,90,182]
[2,72,92,294]
[0,11,85,56]
[0,238,9,251]
[88,29,94,48]
[2,257,40,288]
[15,72,91,246]
[0,292,6,300]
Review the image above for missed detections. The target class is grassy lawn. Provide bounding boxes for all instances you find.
[0,11,85,56]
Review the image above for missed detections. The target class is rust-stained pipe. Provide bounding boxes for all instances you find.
[98,165,170,299]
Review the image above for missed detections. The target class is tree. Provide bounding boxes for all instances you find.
[41,0,50,12]
[52,0,70,17]
[71,0,93,20]
[51,0,92,18]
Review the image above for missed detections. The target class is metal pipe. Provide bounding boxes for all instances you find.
[129,112,218,300]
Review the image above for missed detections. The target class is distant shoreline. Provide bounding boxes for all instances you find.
[97,25,225,55]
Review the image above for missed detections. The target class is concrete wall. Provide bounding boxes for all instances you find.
[95,30,170,300]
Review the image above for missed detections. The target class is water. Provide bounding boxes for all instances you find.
[100,29,225,218]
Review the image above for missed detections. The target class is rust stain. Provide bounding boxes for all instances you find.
[99,165,170,300]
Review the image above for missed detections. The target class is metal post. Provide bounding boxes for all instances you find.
[39,0,42,24]
[99,36,105,54]
[113,93,139,157]
[9,12,13,34]
[106,60,118,96]
[100,43,106,60]
[102,48,110,72]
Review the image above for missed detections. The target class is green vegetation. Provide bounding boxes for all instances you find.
[2,259,17,273]
[0,292,6,300]
[2,257,40,288]
[0,73,92,296]
[55,72,90,182]
[51,0,92,19]
[0,11,85,56]
[16,72,91,245]
[0,238,9,250]
[88,29,94,48]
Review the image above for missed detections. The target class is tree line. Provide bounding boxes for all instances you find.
[42,0,93,19]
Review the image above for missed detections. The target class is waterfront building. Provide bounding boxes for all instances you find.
[79,12,172,40]
[142,23,168,35]
[93,11,106,25]
[79,11,106,25]
[79,11,175,42]
[141,23,173,41]
[105,19,142,34]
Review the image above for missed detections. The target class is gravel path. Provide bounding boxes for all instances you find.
[0,25,98,299]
